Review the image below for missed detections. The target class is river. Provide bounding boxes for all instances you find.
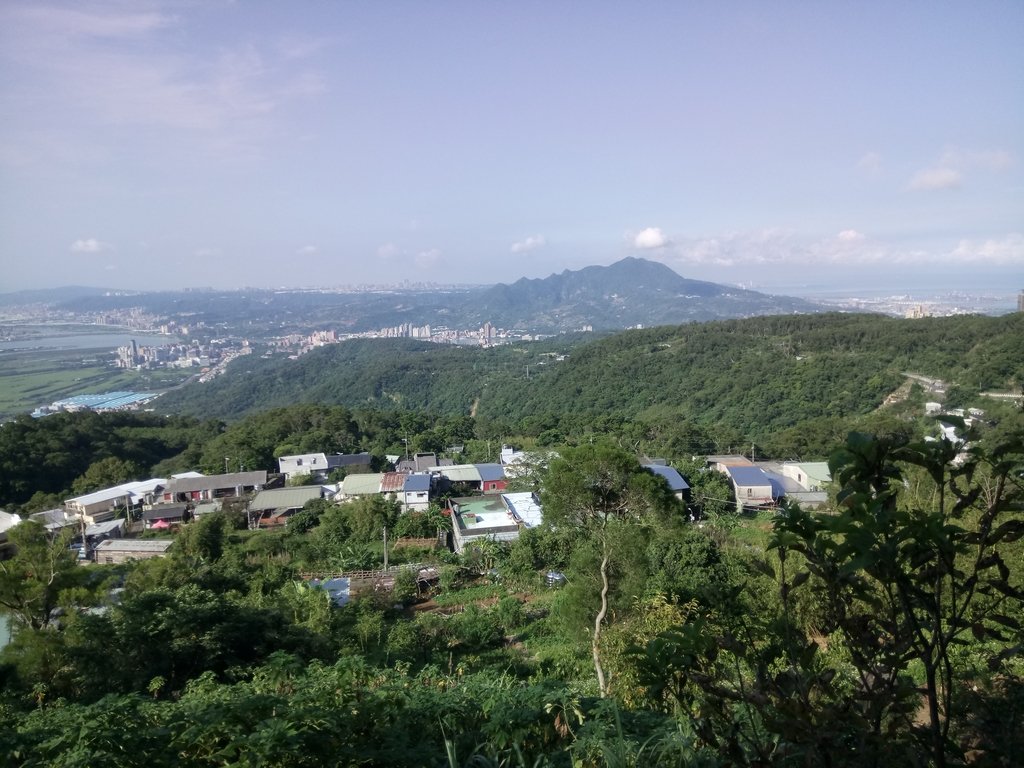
[0,326,178,352]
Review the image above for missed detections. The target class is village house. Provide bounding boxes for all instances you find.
[337,472,433,512]
[724,465,778,513]
[432,464,508,494]
[160,471,267,503]
[64,478,167,524]
[643,463,690,501]
[277,452,373,482]
[247,485,328,528]
[447,491,543,554]
[395,452,453,472]
[93,538,173,565]
[142,503,189,530]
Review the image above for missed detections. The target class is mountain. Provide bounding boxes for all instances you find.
[0,259,824,334]
[470,257,823,330]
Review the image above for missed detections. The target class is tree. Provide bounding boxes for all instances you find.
[770,425,1024,766]
[341,495,402,545]
[70,457,141,496]
[0,521,80,632]
[541,445,682,696]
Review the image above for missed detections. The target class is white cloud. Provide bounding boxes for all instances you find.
[949,234,1024,265]
[415,248,442,268]
[665,228,1023,271]
[908,167,961,191]
[634,227,669,249]
[70,238,108,253]
[511,234,546,253]
[907,146,1012,192]
[296,244,318,255]
[859,151,882,174]
[0,3,328,162]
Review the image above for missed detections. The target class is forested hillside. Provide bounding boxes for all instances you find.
[157,313,1024,458]
[2,432,1023,766]
[154,337,584,421]
[1,312,1023,766]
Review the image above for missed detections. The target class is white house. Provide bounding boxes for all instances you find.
[724,465,777,512]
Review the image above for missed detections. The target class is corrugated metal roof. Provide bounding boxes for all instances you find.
[380,472,407,492]
[440,465,482,482]
[164,471,267,494]
[66,479,166,507]
[726,466,773,486]
[403,474,431,492]
[788,462,832,484]
[328,452,372,468]
[342,473,383,495]
[85,519,126,536]
[644,464,690,492]
[503,492,543,528]
[143,504,187,521]
[249,486,323,512]
[476,464,506,482]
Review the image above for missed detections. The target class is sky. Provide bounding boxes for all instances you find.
[1,1,1022,295]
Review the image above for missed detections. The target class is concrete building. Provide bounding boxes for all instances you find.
[248,486,326,527]
[277,452,373,482]
[93,538,173,564]
[725,465,777,512]
[448,492,543,554]
[161,471,266,503]
[64,479,167,524]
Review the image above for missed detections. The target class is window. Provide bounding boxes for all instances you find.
[747,488,752,497]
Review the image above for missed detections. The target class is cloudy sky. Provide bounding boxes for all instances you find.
[1,1,1021,294]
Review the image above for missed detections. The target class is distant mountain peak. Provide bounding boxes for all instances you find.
[476,257,821,330]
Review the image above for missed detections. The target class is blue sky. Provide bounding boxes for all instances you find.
[1,1,1021,294]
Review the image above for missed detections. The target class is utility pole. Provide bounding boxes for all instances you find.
[224,457,230,474]
[383,526,388,571]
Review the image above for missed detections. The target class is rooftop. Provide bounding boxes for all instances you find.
[164,471,267,494]
[249,486,323,512]
[644,464,690,492]
[503,492,543,528]
[95,538,173,553]
[450,496,519,533]
[726,465,774,486]
[342,473,384,495]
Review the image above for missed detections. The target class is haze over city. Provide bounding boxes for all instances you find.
[1,1,1021,295]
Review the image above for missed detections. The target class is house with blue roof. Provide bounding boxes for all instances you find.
[402,474,432,511]
[643,464,690,501]
[725,465,777,512]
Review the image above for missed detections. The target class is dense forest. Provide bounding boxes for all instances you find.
[1,428,1022,766]
[1,313,1023,766]
[155,312,1024,456]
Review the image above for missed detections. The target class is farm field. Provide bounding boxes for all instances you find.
[0,347,192,419]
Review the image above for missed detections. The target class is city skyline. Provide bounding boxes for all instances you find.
[1,1,1021,294]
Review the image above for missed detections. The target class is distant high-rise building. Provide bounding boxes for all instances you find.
[1018,290,1024,313]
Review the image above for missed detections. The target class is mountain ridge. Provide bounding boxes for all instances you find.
[0,257,825,333]
[473,256,822,330]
